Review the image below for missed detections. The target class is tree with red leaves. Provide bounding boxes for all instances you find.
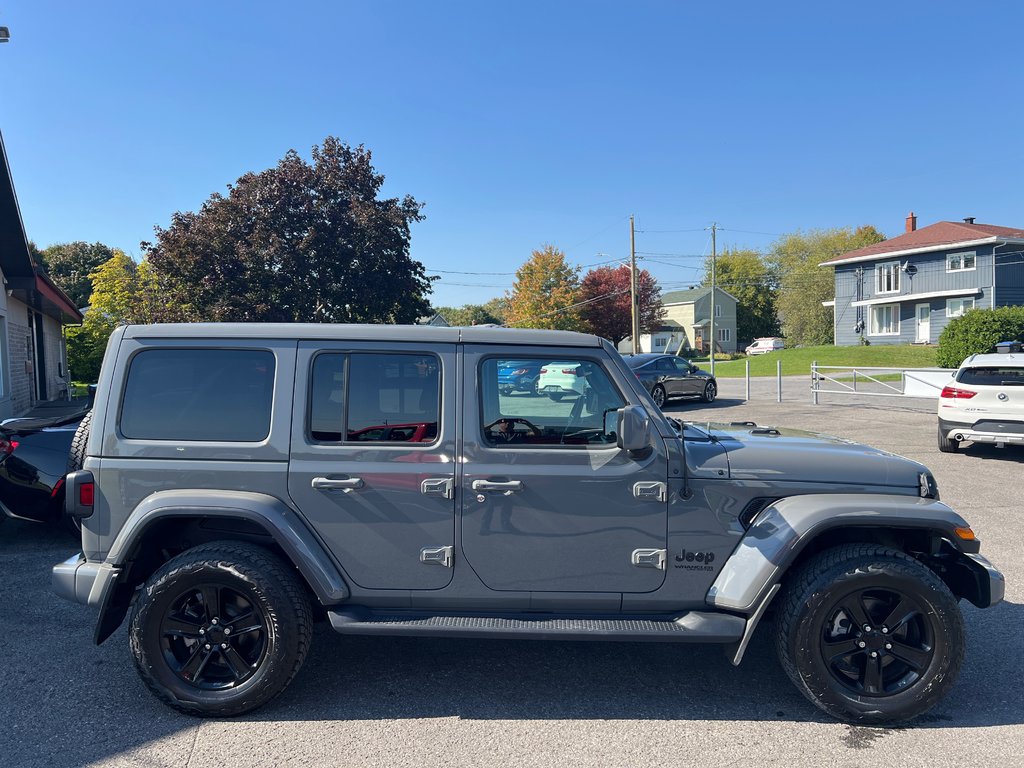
[578,265,664,345]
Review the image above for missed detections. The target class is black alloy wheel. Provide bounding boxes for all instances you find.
[702,381,717,403]
[159,583,268,691]
[651,385,667,408]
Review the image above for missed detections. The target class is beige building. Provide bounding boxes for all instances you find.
[620,287,738,354]
[0,133,83,419]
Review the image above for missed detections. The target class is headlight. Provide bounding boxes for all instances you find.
[919,472,940,500]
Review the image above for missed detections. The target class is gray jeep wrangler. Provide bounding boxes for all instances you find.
[53,323,1004,723]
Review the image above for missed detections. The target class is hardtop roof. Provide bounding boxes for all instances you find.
[120,322,607,348]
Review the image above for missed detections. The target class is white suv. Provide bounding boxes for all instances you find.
[937,352,1024,452]
[745,338,784,356]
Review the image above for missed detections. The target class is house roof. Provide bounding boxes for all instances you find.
[821,220,1024,266]
[661,286,738,305]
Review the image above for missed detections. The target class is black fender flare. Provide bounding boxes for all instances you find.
[94,489,348,644]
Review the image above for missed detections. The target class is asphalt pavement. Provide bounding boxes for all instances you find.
[1,381,1021,768]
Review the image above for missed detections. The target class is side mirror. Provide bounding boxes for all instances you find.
[616,405,652,455]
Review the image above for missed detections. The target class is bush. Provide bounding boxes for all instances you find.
[936,306,1024,368]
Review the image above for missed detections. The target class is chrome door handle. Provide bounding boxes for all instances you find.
[421,478,454,499]
[471,479,523,494]
[312,477,364,493]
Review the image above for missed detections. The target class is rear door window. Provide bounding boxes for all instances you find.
[308,352,440,443]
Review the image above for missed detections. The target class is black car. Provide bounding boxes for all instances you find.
[0,410,89,533]
[623,353,717,408]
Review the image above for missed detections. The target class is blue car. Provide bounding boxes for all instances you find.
[497,359,543,396]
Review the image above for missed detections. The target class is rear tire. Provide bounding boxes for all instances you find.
[651,385,666,408]
[937,426,960,453]
[547,393,564,402]
[63,410,93,535]
[129,541,312,717]
[775,544,963,724]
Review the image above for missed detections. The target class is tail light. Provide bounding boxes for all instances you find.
[79,481,95,507]
[940,386,977,399]
[66,469,95,521]
[512,368,528,376]
[540,368,548,374]
[562,367,583,376]
[0,437,18,456]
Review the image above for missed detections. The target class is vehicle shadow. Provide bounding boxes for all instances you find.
[958,443,1024,461]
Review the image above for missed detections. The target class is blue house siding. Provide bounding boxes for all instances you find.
[833,244,998,346]
[994,252,1024,307]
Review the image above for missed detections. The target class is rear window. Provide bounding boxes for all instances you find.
[120,349,276,441]
[956,366,1024,386]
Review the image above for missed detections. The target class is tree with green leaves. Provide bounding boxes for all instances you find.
[38,241,115,308]
[67,251,160,381]
[769,226,885,346]
[578,264,663,344]
[701,248,779,345]
[144,137,431,324]
[433,303,503,326]
[505,246,581,330]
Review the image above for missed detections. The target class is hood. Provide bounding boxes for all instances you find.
[685,422,929,490]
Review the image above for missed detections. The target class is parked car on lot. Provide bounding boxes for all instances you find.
[0,410,88,533]
[623,353,716,408]
[938,352,1024,452]
[55,323,1002,724]
[536,361,589,401]
[497,359,542,396]
[745,337,784,355]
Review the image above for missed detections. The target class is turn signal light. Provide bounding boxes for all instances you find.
[79,482,95,507]
[940,386,977,399]
[954,526,976,541]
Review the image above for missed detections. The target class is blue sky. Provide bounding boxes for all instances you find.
[2,1,1023,308]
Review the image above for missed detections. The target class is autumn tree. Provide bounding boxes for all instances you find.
[38,241,115,308]
[578,265,663,344]
[701,248,779,344]
[67,251,160,381]
[769,226,885,346]
[505,246,581,330]
[143,137,431,324]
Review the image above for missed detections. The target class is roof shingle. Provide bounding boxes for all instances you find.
[822,221,1024,266]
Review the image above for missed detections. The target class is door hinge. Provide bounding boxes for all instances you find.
[631,548,666,570]
[420,545,454,568]
[633,481,667,502]
[421,478,454,499]
[626,548,667,573]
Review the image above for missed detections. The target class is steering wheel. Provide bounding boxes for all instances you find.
[485,417,543,439]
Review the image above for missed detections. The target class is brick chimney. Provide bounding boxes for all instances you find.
[905,211,917,233]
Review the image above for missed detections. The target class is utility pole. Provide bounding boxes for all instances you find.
[630,215,639,354]
[708,222,717,376]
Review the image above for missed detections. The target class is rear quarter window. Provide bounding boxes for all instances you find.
[120,348,276,441]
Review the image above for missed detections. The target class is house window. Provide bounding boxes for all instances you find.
[715,304,722,318]
[653,337,666,349]
[717,328,731,342]
[875,262,900,294]
[946,297,975,317]
[870,304,900,335]
[947,251,976,272]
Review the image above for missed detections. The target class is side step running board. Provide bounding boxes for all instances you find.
[327,609,744,644]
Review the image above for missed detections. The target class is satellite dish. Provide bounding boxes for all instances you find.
[902,262,918,276]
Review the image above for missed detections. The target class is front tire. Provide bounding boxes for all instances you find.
[775,544,964,724]
[701,381,717,403]
[129,541,312,717]
[937,426,960,453]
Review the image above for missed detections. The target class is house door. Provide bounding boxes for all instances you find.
[693,328,704,354]
[915,304,930,343]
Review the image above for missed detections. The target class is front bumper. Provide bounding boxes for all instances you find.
[965,551,1005,608]
[52,553,121,607]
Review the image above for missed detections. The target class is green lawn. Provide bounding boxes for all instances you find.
[700,345,939,378]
